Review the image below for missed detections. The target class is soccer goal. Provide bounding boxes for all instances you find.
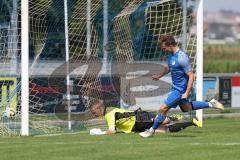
[0,0,203,136]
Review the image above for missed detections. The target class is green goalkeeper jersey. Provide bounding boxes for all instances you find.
[104,108,136,133]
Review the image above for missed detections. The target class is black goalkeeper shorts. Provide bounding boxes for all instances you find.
[132,109,155,132]
[133,121,154,132]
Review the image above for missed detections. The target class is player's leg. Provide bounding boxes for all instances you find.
[179,98,208,112]
[152,104,169,129]
[153,90,183,128]
[154,123,193,134]
[166,121,197,132]
[139,90,181,138]
[155,126,168,133]
[179,99,224,112]
[155,118,202,133]
[208,99,224,110]
[139,104,169,137]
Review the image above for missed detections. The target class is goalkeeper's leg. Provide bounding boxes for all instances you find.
[155,119,200,133]
[167,121,194,132]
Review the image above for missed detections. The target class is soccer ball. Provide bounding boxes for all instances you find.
[4,107,16,118]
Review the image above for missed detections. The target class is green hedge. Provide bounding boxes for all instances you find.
[204,43,240,73]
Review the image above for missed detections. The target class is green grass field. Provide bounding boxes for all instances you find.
[1,118,240,160]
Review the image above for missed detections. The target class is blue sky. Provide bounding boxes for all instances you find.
[204,0,240,12]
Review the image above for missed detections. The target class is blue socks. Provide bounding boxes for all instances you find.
[152,114,166,129]
[151,101,210,130]
[191,101,210,110]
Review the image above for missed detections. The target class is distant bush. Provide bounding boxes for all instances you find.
[204,43,240,73]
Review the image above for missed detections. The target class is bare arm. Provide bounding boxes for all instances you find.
[152,66,170,80]
[105,129,116,135]
[182,71,194,99]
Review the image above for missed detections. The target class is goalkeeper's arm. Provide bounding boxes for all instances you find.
[105,126,116,135]
[90,126,116,135]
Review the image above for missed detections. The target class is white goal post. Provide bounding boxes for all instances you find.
[196,0,203,122]
[21,0,29,136]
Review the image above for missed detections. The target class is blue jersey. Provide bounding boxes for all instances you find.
[167,49,192,93]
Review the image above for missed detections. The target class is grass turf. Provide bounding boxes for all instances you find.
[0,118,240,160]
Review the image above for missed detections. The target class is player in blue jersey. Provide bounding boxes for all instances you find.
[139,35,224,138]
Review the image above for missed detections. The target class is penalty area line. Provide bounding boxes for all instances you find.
[191,142,240,146]
[33,131,88,137]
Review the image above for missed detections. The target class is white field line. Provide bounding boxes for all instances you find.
[33,131,88,137]
[191,142,240,146]
[0,141,240,146]
[0,141,169,145]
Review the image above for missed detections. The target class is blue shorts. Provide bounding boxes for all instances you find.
[164,90,189,108]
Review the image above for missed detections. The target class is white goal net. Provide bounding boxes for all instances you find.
[0,0,199,136]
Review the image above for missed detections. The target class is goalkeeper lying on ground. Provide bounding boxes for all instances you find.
[89,99,201,135]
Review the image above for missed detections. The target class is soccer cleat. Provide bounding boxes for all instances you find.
[209,99,224,111]
[139,129,154,138]
[192,118,203,128]
[168,114,184,121]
